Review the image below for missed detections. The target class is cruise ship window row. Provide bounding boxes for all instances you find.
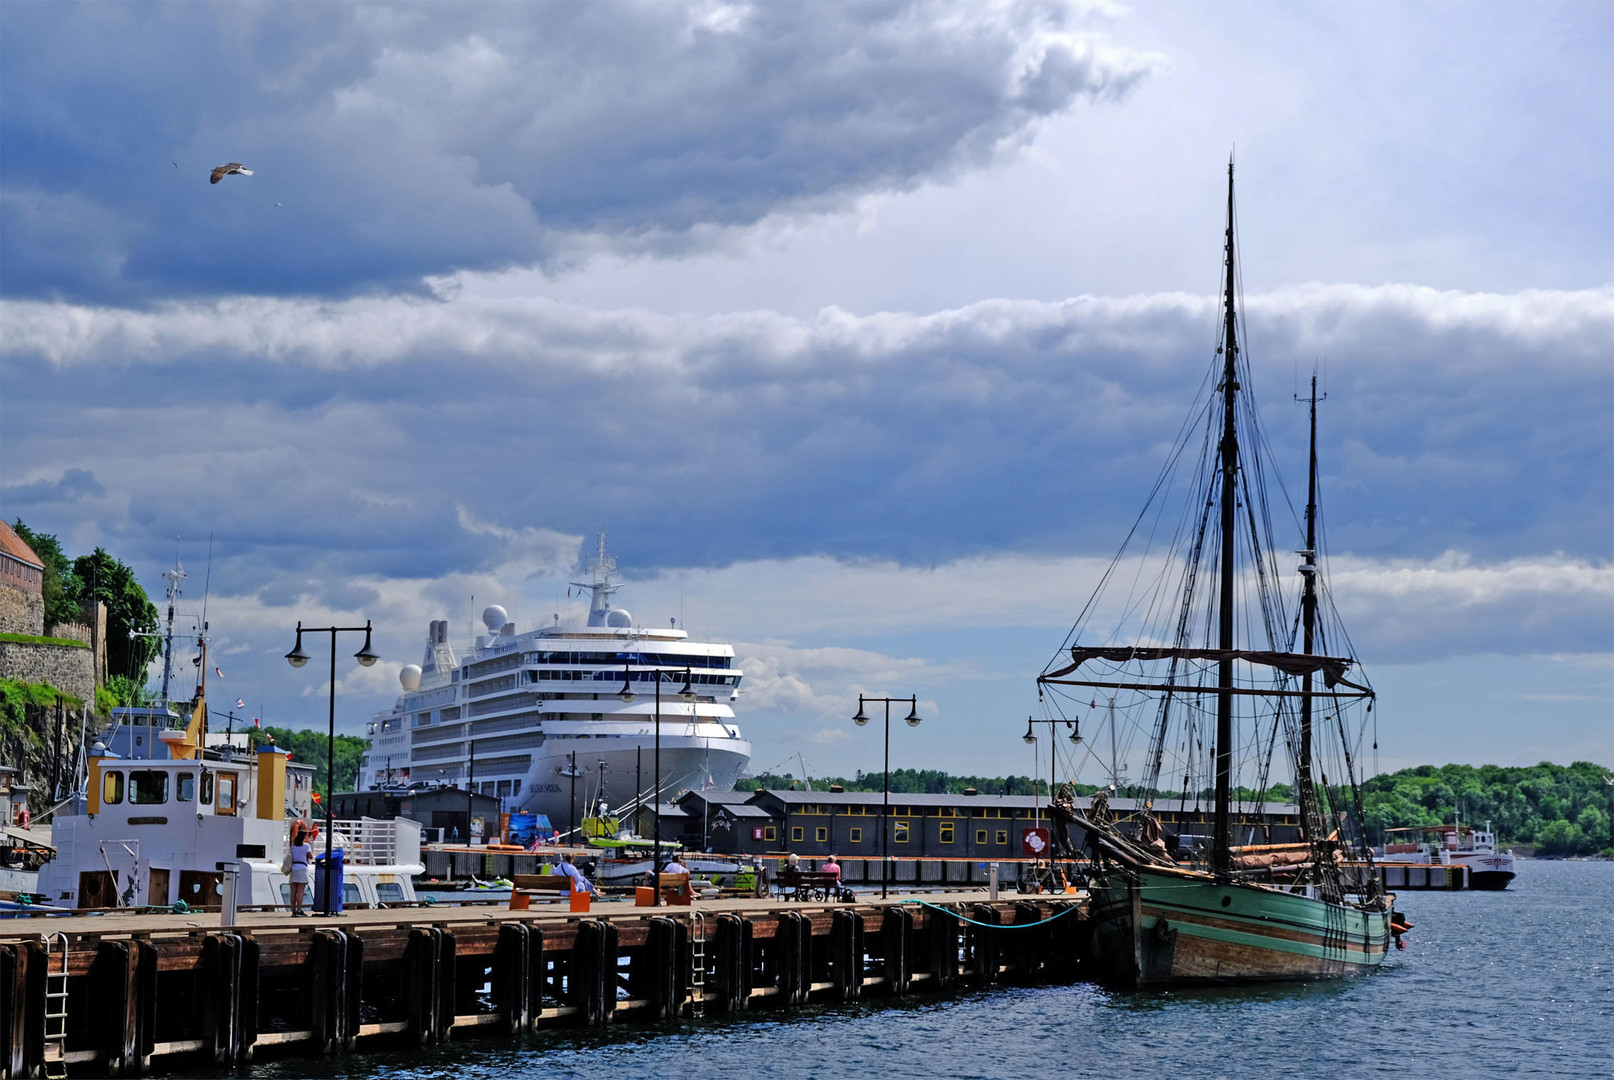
[523,669,739,687]
[468,674,519,698]
[524,650,732,669]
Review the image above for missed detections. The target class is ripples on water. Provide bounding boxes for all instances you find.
[251,861,1612,1080]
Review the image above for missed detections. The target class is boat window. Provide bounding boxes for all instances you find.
[103,770,125,805]
[200,771,214,805]
[129,770,168,805]
[216,773,237,816]
[177,772,195,802]
[343,882,361,906]
[376,881,406,904]
[280,883,291,904]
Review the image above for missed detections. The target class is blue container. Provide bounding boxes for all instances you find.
[314,849,345,913]
[508,812,538,845]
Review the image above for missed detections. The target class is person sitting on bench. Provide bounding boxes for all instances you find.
[556,852,593,893]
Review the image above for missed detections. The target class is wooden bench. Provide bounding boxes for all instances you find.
[509,872,582,909]
[775,870,850,902]
[637,873,693,906]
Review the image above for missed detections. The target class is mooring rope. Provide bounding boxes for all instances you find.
[899,898,1086,929]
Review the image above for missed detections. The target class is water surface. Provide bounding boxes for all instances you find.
[251,860,1613,1079]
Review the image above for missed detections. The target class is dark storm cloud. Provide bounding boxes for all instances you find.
[3,283,1608,599]
[2,468,107,506]
[0,1,1153,304]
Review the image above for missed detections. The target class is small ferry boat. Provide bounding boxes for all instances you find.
[36,629,422,912]
[1381,822,1516,890]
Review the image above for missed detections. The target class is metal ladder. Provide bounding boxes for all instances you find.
[43,932,69,1079]
[688,912,708,1018]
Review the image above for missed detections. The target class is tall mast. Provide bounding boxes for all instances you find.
[1298,372,1322,842]
[1212,159,1240,875]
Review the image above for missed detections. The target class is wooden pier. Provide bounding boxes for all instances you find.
[0,890,1087,1077]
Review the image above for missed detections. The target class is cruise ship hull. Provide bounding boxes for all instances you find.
[516,733,753,826]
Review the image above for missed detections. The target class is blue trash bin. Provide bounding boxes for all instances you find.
[314,849,345,913]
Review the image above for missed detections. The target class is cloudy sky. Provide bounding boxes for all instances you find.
[3,1,1609,784]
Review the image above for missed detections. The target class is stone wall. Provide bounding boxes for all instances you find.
[0,640,95,704]
[0,582,44,636]
[46,602,107,687]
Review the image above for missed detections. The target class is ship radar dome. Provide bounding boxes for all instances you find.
[482,605,508,632]
[399,664,423,691]
[606,608,633,628]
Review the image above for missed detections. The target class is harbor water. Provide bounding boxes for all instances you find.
[249,860,1611,1080]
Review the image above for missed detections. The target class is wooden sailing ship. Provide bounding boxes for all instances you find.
[1038,162,1391,986]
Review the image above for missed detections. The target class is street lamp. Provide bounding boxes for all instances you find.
[1023,715,1082,828]
[852,694,922,900]
[285,620,379,916]
[617,662,695,879]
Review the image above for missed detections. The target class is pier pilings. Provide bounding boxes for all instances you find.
[0,892,1085,1077]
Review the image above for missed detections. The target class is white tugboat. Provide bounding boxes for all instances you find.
[358,534,753,836]
[33,560,421,913]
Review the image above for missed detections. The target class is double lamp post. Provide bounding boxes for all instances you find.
[852,694,921,900]
[617,663,695,878]
[285,621,379,916]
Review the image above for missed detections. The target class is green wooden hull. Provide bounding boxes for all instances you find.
[1088,865,1391,987]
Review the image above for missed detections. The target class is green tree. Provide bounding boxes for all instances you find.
[258,726,368,803]
[71,549,159,681]
[10,520,80,626]
[1535,819,1585,856]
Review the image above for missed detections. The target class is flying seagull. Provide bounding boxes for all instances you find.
[210,163,253,184]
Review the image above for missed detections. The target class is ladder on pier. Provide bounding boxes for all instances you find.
[688,911,708,1018]
[43,932,69,1079]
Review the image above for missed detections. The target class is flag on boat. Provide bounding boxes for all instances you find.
[215,666,224,679]
[252,717,260,728]
[235,698,246,709]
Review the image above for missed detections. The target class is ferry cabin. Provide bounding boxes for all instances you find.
[42,746,423,911]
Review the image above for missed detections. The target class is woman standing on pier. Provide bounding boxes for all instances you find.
[288,822,312,916]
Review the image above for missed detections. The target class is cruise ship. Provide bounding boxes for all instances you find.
[357,537,752,834]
